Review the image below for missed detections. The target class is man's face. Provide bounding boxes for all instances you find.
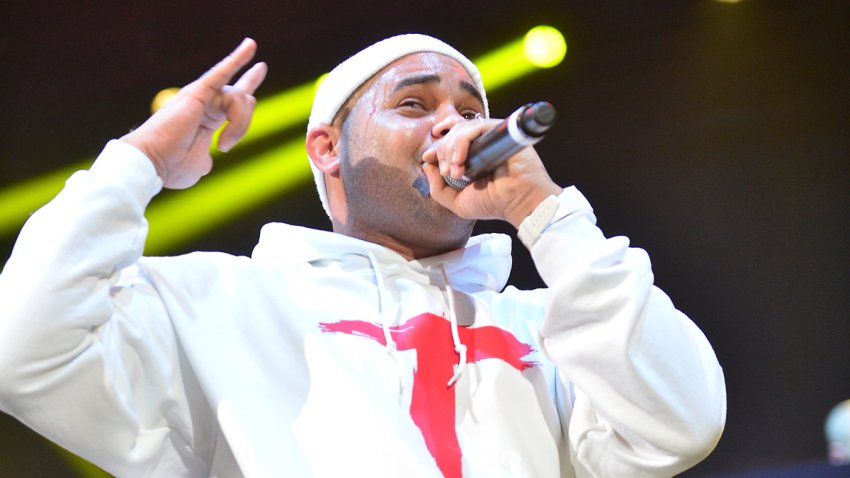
[336,52,486,256]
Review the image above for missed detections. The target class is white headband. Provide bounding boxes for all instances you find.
[306,33,489,219]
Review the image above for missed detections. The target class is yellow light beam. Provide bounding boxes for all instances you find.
[53,445,112,478]
[475,37,536,91]
[475,25,566,90]
[144,139,308,255]
[0,26,567,244]
[0,80,320,239]
[0,163,91,238]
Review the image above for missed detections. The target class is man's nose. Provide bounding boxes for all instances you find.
[431,109,464,138]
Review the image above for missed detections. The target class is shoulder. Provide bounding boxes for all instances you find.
[134,251,274,292]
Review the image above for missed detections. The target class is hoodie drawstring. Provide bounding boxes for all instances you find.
[365,253,468,393]
[441,264,468,388]
[367,251,406,399]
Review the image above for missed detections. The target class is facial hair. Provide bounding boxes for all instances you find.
[339,141,475,256]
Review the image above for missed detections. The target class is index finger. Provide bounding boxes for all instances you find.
[200,38,258,90]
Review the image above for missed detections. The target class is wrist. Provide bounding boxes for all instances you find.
[505,182,563,228]
[119,133,168,182]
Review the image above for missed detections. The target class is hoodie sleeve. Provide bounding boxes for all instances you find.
[0,141,213,476]
[529,187,726,477]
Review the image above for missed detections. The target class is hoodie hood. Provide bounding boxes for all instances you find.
[251,223,512,294]
[251,223,515,390]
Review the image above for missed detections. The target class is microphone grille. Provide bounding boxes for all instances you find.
[443,175,472,191]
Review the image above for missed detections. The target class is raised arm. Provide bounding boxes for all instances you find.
[0,39,266,476]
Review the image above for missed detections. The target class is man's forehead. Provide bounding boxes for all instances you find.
[368,52,485,105]
[385,52,469,74]
[376,53,476,91]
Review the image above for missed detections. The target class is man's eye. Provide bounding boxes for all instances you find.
[399,100,426,110]
[462,111,483,120]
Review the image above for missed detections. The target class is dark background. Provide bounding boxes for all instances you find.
[1,1,848,476]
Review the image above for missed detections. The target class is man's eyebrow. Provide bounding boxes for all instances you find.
[460,80,485,110]
[392,74,441,93]
[391,74,485,110]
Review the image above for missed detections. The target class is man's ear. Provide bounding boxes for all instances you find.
[306,125,341,174]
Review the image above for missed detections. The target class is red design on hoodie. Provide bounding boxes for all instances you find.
[319,313,536,478]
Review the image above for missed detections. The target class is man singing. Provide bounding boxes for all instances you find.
[0,34,725,477]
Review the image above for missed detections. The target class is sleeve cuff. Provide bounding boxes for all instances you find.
[88,140,163,210]
[518,186,594,249]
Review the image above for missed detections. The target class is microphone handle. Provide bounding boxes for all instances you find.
[445,102,555,190]
[464,120,527,179]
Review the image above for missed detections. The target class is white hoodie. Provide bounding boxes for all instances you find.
[0,140,726,478]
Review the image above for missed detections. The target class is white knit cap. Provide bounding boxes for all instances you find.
[306,33,489,218]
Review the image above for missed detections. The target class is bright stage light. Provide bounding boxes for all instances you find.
[151,87,180,113]
[524,26,567,68]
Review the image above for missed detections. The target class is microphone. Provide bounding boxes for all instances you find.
[443,101,556,190]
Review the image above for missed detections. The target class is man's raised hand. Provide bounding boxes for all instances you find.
[121,38,267,189]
